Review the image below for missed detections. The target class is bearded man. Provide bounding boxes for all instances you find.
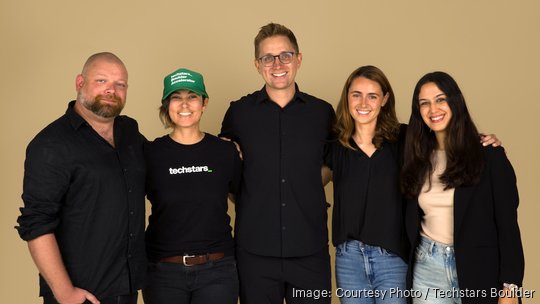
[16,52,146,304]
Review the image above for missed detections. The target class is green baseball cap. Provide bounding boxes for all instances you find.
[162,68,208,101]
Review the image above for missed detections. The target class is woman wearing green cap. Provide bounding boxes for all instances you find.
[142,68,241,304]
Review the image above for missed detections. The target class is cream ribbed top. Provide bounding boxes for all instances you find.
[418,150,455,245]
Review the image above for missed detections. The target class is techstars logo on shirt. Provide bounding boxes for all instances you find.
[169,166,213,174]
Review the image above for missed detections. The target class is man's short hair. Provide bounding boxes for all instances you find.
[81,52,126,76]
[254,23,299,58]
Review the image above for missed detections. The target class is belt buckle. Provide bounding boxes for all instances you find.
[182,254,195,266]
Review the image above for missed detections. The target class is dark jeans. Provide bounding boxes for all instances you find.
[43,292,138,304]
[142,256,239,304]
[236,246,332,304]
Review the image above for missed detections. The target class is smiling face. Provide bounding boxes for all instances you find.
[255,35,302,95]
[347,77,388,129]
[418,82,453,136]
[167,90,207,130]
[76,59,128,118]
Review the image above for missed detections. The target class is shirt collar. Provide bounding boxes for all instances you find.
[65,100,88,130]
[65,100,121,130]
[254,83,307,104]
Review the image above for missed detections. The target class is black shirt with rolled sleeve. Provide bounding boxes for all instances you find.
[144,134,242,261]
[219,85,335,257]
[327,124,408,260]
[16,101,147,299]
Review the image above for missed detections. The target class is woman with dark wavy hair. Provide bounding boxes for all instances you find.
[401,71,524,304]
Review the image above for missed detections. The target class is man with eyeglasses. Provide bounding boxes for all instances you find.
[220,23,335,304]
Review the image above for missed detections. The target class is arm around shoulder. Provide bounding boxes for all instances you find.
[219,101,238,140]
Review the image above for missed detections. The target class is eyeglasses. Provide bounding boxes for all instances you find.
[257,51,296,67]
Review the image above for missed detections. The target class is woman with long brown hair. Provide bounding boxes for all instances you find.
[328,65,408,303]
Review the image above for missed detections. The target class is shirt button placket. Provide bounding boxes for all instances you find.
[279,109,288,247]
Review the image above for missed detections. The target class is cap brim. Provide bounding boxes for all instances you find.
[162,87,208,101]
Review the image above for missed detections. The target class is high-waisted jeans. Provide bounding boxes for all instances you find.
[335,240,407,304]
[412,236,461,304]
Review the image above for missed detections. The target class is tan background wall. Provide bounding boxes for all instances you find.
[1,0,538,303]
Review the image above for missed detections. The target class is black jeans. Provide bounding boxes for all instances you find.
[142,256,239,304]
[236,246,332,304]
[43,292,138,304]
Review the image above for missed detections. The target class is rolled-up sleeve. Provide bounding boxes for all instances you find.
[16,137,70,241]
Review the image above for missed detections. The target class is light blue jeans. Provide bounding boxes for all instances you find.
[412,236,462,304]
[335,240,407,304]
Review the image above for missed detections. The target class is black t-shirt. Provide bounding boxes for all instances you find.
[144,133,242,261]
[219,85,336,257]
[327,125,408,260]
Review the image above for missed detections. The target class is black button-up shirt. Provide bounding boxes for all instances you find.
[16,101,146,299]
[327,126,409,260]
[220,85,335,257]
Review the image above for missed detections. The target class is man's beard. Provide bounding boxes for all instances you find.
[81,94,125,118]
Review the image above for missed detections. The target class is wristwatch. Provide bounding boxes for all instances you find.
[503,283,519,291]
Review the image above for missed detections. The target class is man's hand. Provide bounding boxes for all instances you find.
[55,286,100,304]
[480,133,501,147]
[220,137,243,160]
[27,234,101,304]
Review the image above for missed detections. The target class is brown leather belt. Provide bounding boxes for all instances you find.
[160,252,225,266]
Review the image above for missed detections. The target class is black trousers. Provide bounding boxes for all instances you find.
[142,256,239,304]
[236,246,332,304]
[43,292,138,304]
